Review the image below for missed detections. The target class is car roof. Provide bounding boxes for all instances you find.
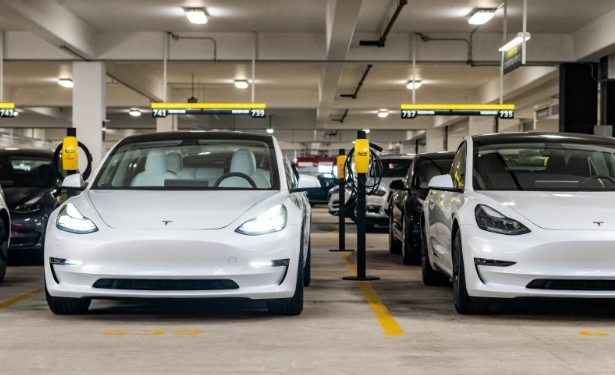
[380,154,415,159]
[416,151,456,160]
[114,131,275,148]
[0,148,53,158]
[471,132,615,147]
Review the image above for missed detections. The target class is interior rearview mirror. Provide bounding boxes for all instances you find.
[62,174,87,190]
[428,174,455,190]
[389,179,405,190]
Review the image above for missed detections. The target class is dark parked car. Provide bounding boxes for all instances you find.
[0,149,61,255]
[388,152,455,264]
[307,173,337,205]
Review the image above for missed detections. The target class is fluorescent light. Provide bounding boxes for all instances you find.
[377,109,389,118]
[58,78,74,88]
[406,80,422,90]
[185,8,208,24]
[266,128,274,134]
[468,9,496,25]
[362,129,370,134]
[234,79,249,89]
[4,148,19,151]
[128,109,142,117]
[499,32,531,52]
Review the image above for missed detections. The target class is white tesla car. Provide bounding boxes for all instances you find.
[422,132,615,314]
[45,131,317,315]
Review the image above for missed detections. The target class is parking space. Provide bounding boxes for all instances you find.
[0,207,613,374]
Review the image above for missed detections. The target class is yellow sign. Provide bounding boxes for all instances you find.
[401,103,515,119]
[354,139,370,174]
[151,102,267,118]
[0,102,16,118]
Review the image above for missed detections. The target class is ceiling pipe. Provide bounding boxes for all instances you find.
[168,32,217,62]
[416,32,474,65]
[332,109,349,123]
[360,0,408,47]
[340,64,373,99]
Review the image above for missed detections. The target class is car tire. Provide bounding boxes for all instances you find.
[268,255,304,316]
[0,217,8,282]
[401,217,420,265]
[45,285,91,315]
[421,224,449,286]
[303,241,311,287]
[388,214,401,254]
[452,230,489,315]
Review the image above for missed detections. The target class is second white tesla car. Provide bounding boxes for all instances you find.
[423,132,615,314]
[44,131,315,315]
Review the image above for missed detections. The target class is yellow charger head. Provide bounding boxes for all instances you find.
[354,131,370,174]
[62,129,79,172]
[337,149,346,179]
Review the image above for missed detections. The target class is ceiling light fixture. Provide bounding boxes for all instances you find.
[128,109,142,117]
[362,129,370,134]
[58,78,74,88]
[266,128,274,134]
[467,8,496,25]
[406,80,423,90]
[377,109,389,118]
[234,79,249,89]
[185,8,208,24]
[499,32,531,52]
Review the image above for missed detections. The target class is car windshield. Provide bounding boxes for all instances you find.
[374,158,413,177]
[473,142,615,191]
[0,156,55,188]
[417,157,454,188]
[94,138,278,190]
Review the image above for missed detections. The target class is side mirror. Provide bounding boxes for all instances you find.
[389,179,405,190]
[297,174,321,189]
[62,174,87,190]
[428,174,455,190]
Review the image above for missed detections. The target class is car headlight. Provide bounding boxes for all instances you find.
[56,203,98,234]
[475,204,530,235]
[236,205,287,236]
[14,196,43,214]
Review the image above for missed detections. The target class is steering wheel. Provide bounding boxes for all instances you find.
[214,172,257,188]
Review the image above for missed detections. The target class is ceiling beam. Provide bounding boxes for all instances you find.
[107,63,164,102]
[0,0,97,58]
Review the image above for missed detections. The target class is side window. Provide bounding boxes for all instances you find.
[283,157,297,190]
[450,143,467,191]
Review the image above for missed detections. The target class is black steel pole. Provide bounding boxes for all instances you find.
[330,149,353,252]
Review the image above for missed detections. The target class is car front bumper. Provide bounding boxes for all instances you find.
[45,224,301,300]
[462,224,615,299]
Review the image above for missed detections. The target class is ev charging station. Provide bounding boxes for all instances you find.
[330,148,354,253]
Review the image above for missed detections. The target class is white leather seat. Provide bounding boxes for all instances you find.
[218,149,270,188]
[167,152,182,175]
[131,150,177,187]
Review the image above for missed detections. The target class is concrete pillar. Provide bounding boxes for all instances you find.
[156,116,177,132]
[425,127,444,153]
[73,62,106,169]
[468,117,493,136]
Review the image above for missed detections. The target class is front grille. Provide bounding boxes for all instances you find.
[93,278,239,291]
[527,279,615,291]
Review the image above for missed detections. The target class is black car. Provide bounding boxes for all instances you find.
[0,149,62,255]
[388,152,455,264]
[306,173,337,205]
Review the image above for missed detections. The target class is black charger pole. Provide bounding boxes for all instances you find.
[344,131,379,281]
[330,148,354,252]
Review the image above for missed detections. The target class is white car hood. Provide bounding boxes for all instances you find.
[477,191,615,230]
[88,190,277,230]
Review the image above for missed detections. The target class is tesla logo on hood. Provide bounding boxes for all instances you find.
[162,220,173,226]
[593,221,604,227]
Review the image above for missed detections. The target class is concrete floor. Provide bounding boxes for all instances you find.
[2,207,615,374]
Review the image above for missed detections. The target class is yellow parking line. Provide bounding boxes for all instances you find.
[343,253,405,337]
[0,287,44,309]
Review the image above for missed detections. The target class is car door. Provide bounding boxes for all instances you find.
[426,144,466,275]
[287,158,310,264]
[389,166,410,239]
